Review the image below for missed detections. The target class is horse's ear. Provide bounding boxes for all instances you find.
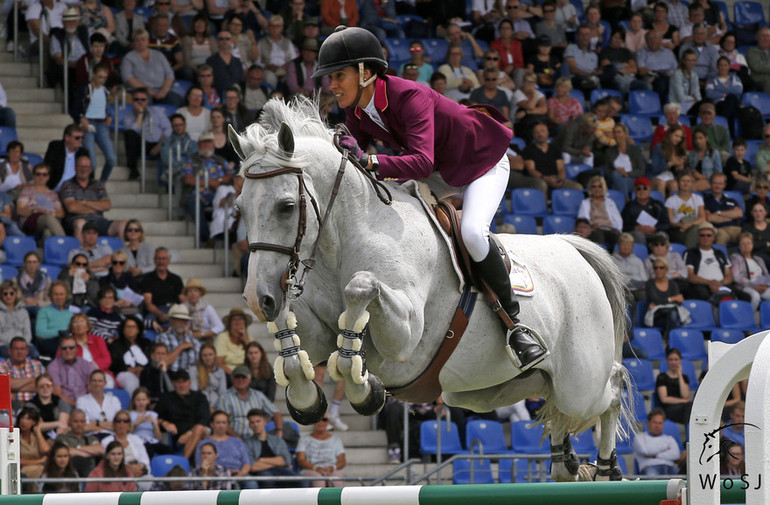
[278,122,295,158]
[228,124,251,161]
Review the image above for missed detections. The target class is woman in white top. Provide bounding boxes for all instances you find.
[0,141,31,197]
[225,13,258,71]
[438,43,480,102]
[665,172,705,248]
[101,410,151,489]
[577,174,624,247]
[297,415,347,487]
[175,85,211,142]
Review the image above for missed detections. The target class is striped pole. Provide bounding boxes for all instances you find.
[2,481,747,505]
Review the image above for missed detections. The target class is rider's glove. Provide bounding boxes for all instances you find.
[339,135,370,170]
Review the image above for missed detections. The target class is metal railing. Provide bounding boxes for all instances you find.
[195,169,202,248]
[140,113,147,193]
[12,0,18,62]
[62,30,68,115]
[112,86,126,150]
[223,193,233,274]
[37,9,47,88]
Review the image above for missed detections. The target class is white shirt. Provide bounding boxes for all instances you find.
[692,248,727,281]
[26,0,66,45]
[0,170,22,193]
[363,94,388,134]
[56,149,77,191]
[665,193,704,224]
[76,392,123,434]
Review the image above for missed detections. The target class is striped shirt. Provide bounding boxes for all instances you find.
[0,358,45,402]
[216,388,278,438]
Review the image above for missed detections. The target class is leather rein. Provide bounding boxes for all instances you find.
[244,129,392,300]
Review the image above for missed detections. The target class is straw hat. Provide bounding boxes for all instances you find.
[223,307,253,326]
[62,7,79,21]
[168,304,191,320]
[184,278,207,296]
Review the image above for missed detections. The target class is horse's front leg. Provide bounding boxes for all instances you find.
[328,271,418,416]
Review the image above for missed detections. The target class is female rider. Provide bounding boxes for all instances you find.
[311,26,545,370]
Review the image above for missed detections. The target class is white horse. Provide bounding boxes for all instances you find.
[231,98,633,481]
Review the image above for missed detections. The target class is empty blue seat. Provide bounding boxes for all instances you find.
[710,328,744,344]
[719,300,759,332]
[761,300,770,329]
[170,79,193,98]
[742,91,770,118]
[622,114,654,143]
[134,6,152,22]
[0,265,17,282]
[606,189,626,213]
[0,127,18,156]
[624,386,648,423]
[39,264,61,281]
[565,163,593,181]
[668,329,707,361]
[384,38,411,62]
[499,459,549,483]
[154,104,178,118]
[570,428,596,454]
[510,188,548,217]
[98,236,125,252]
[650,190,665,203]
[723,190,745,213]
[111,103,134,132]
[420,420,467,455]
[622,358,656,392]
[466,419,510,454]
[590,88,622,106]
[744,141,763,170]
[24,153,43,166]
[510,137,526,151]
[712,0,731,25]
[422,38,449,64]
[542,215,575,235]
[452,458,495,484]
[632,327,666,360]
[629,90,663,116]
[659,356,700,390]
[734,1,766,27]
[682,299,718,332]
[150,454,190,477]
[105,388,130,409]
[44,236,82,267]
[3,236,37,266]
[551,188,583,217]
[510,421,549,454]
[502,214,539,235]
[669,242,686,255]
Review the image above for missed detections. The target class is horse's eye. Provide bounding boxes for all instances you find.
[278,200,296,213]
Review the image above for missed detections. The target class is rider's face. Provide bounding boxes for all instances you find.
[329,66,367,109]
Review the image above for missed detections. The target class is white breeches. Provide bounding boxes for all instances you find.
[461,154,510,261]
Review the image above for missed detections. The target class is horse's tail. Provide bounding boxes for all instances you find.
[557,235,636,440]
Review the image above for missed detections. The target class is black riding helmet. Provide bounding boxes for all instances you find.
[311,26,388,79]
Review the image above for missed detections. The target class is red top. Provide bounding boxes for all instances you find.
[650,123,693,153]
[346,75,512,187]
[490,38,524,71]
[85,461,136,493]
[56,333,112,377]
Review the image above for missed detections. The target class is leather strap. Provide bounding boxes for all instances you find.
[388,287,477,403]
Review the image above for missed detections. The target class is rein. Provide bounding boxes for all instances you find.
[245,128,392,300]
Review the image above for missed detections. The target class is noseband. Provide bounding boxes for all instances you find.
[244,130,392,300]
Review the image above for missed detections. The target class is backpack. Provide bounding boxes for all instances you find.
[737,105,764,140]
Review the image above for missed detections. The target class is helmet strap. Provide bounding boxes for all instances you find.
[353,61,376,108]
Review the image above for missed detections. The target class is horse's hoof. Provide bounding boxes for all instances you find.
[286,381,328,425]
[350,374,386,416]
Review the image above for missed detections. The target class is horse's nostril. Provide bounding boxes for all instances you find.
[260,295,277,318]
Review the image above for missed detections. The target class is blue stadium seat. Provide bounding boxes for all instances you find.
[98,236,125,252]
[105,388,130,409]
[170,79,193,98]
[761,300,770,329]
[629,91,663,117]
[384,38,411,62]
[614,242,648,260]
[420,420,467,455]
[38,264,61,281]
[742,92,770,118]
[134,6,152,22]
[466,419,510,454]
[570,428,596,454]
[632,327,666,361]
[712,243,729,258]
[668,329,707,361]
[502,214,539,234]
[565,162,593,180]
[111,104,134,132]
[452,458,495,484]
[696,115,730,129]
[551,188,583,217]
[723,190,745,213]
[154,104,178,118]
[510,421,549,454]
[422,38,449,64]
[683,299,719,332]
[635,300,649,327]
[44,236,81,267]
[624,386,648,423]
[622,358,656,392]
[3,236,37,266]
[24,153,43,166]
[542,215,575,235]
[719,300,759,332]
[151,454,190,477]
[590,88,622,106]
[622,114,654,143]
[659,357,700,390]
[658,115,691,127]
[499,459,550,483]
[607,189,626,213]
[712,0,731,26]
[744,141,763,170]
[0,127,18,156]
[510,137,526,151]
[510,188,548,217]
[0,265,17,282]
[669,242,686,255]
[650,190,665,203]
[569,89,586,110]
[734,1,767,27]
[710,328,745,344]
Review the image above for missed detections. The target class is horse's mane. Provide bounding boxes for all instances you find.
[238,95,334,175]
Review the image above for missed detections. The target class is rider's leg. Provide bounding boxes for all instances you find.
[462,155,546,370]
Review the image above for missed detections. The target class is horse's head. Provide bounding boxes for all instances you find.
[230,99,337,322]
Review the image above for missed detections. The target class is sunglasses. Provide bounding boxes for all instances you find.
[126,227,142,232]
[544,8,555,12]
[699,233,714,237]
[200,73,213,78]
[112,260,126,265]
[74,262,88,267]
[2,291,15,296]
[321,417,329,421]
[653,266,667,270]
[34,172,49,176]
[485,57,499,61]
[60,345,77,350]
[133,98,148,102]
[114,418,131,423]
[506,5,518,9]
[72,136,83,140]
[409,47,422,51]
[635,185,649,190]
[219,36,231,40]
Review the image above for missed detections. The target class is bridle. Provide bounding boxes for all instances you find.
[244,128,392,300]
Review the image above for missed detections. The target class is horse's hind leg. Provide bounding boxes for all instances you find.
[595,362,628,481]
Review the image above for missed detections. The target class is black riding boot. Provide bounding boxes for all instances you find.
[475,241,547,370]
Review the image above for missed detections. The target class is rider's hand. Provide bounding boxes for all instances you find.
[339,135,369,169]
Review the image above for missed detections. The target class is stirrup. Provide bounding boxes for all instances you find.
[505,323,549,372]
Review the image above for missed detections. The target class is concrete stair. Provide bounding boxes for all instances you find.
[0,52,395,484]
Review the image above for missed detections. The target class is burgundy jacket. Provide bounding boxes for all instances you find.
[345,75,512,187]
